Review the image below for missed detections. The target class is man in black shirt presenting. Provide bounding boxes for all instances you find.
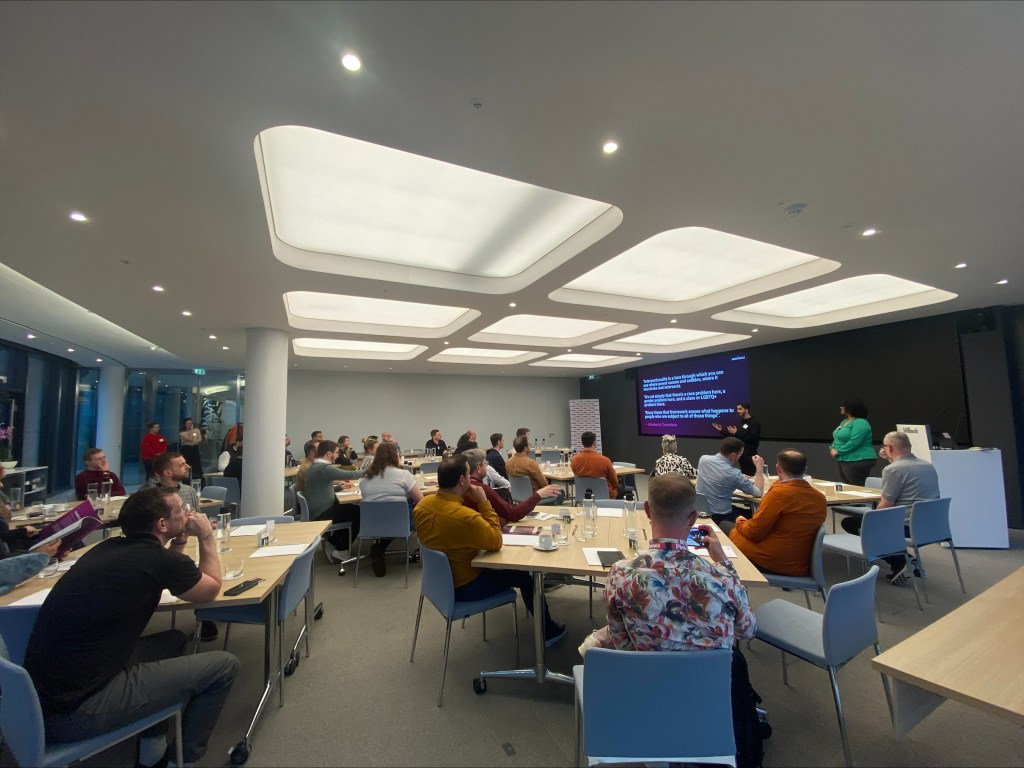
[712,403,761,476]
[24,487,239,766]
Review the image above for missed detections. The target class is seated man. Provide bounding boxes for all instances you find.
[381,430,401,453]
[462,448,562,522]
[75,447,127,500]
[696,437,764,523]
[486,433,508,479]
[144,452,201,512]
[293,439,318,494]
[570,430,623,499]
[841,430,940,585]
[414,456,566,646]
[24,487,239,767]
[506,435,561,506]
[727,450,826,576]
[581,473,755,651]
[304,440,363,558]
[425,428,448,455]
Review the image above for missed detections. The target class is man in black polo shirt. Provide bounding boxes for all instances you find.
[24,486,239,766]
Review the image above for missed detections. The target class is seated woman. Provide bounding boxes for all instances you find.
[652,434,697,479]
[336,435,361,467]
[358,442,423,577]
[303,440,363,561]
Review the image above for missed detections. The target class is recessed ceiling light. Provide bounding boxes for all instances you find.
[340,52,362,72]
[67,348,75,352]
[26,333,35,339]
[428,347,546,365]
[996,279,1009,285]
[209,335,217,339]
[443,341,450,345]
[149,346,157,351]
[861,228,878,237]
[182,310,192,316]
[567,348,573,352]
[954,263,967,269]
[602,141,619,154]
[254,126,621,293]
[751,328,759,333]
[222,346,230,350]
[670,318,677,324]
[69,211,88,222]
[595,328,751,354]
[283,291,479,338]
[530,353,640,369]
[551,227,840,314]
[293,337,426,360]
[712,274,956,328]
[509,302,517,308]
[152,286,164,292]
[96,358,103,362]
[469,314,636,347]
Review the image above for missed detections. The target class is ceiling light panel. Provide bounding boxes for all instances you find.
[530,354,641,368]
[712,274,957,328]
[468,314,636,347]
[594,327,751,354]
[255,126,622,294]
[292,338,427,360]
[283,291,479,338]
[549,227,840,314]
[428,347,547,365]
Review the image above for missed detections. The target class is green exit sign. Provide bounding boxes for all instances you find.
[193,368,206,375]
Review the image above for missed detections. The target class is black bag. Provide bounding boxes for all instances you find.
[732,646,768,768]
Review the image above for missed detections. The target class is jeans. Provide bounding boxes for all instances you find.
[455,569,559,635]
[44,630,240,763]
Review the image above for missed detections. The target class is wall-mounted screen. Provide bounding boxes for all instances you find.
[636,353,751,437]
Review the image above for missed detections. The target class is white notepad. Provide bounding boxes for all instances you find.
[596,508,623,518]
[582,547,623,566]
[229,525,267,536]
[249,544,306,558]
[502,534,540,546]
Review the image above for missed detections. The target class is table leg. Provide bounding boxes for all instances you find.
[229,586,280,764]
[888,677,947,734]
[475,571,573,691]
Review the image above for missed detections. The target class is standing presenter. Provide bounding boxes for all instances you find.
[828,398,876,486]
[712,403,760,476]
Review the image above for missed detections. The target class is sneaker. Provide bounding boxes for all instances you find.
[544,623,567,648]
[887,564,910,586]
[910,556,926,579]
[199,621,219,642]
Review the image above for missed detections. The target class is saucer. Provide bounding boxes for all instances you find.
[533,542,560,552]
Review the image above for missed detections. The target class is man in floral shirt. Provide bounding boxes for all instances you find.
[581,473,755,652]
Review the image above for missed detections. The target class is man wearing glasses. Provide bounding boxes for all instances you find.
[75,448,127,500]
[841,430,939,585]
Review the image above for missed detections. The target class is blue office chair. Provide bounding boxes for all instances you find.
[906,497,965,602]
[574,476,610,503]
[0,606,185,768]
[199,484,227,518]
[193,537,319,705]
[508,475,534,504]
[409,546,519,707]
[296,490,356,576]
[540,449,561,465]
[354,500,415,588]
[420,461,440,475]
[754,565,893,768]
[207,477,240,514]
[829,476,882,531]
[574,648,736,766]
[763,524,829,609]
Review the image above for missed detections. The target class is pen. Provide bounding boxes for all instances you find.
[642,529,648,542]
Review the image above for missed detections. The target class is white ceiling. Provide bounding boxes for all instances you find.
[1,1,1021,376]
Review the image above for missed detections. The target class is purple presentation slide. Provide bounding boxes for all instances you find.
[636,353,752,437]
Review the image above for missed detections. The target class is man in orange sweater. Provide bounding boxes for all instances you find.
[727,450,825,576]
[570,431,623,499]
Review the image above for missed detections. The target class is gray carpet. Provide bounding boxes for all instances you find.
[70,482,1024,767]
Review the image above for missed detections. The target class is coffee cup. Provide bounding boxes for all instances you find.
[538,533,554,549]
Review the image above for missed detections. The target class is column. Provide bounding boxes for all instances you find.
[97,365,126,476]
[242,328,288,518]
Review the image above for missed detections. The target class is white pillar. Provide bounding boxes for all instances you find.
[97,365,126,476]
[242,328,288,518]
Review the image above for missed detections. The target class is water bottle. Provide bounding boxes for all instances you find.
[622,490,637,539]
[582,489,597,539]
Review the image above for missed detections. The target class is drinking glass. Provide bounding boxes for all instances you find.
[622,495,638,539]
[87,483,99,510]
[191,478,203,497]
[7,487,22,512]
[554,522,569,546]
[223,554,244,580]
[217,512,232,553]
[37,557,60,578]
[100,479,113,504]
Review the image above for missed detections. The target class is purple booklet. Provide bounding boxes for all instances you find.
[28,500,104,557]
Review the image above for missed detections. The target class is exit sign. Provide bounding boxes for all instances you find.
[193,368,206,375]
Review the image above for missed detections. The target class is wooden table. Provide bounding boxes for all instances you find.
[335,475,439,505]
[541,465,646,483]
[871,565,1024,733]
[471,508,767,690]
[733,480,882,518]
[0,520,329,763]
[9,496,222,530]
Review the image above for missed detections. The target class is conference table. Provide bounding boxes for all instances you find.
[871,565,1024,734]
[335,474,440,505]
[733,480,882,514]
[0,519,329,765]
[8,495,223,530]
[470,508,767,693]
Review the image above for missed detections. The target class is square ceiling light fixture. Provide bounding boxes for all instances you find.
[292,338,426,360]
[549,227,840,314]
[594,327,751,354]
[712,274,957,328]
[468,314,636,347]
[283,291,479,338]
[255,126,622,294]
[428,347,547,365]
[529,353,641,369]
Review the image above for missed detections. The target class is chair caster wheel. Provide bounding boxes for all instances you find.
[472,677,487,694]
[314,603,325,620]
[409,551,420,563]
[338,566,346,575]
[284,651,300,676]
[229,741,250,765]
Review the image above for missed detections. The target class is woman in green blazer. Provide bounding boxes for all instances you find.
[829,398,877,486]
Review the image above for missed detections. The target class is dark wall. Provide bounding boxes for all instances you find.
[581,305,1023,528]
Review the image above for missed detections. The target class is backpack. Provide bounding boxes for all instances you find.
[732,646,769,768]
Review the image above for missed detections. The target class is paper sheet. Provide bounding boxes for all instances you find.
[57,559,77,572]
[11,588,51,606]
[596,508,623,518]
[249,544,306,558]
[230,524,267,536]
[582,547,623,566]
[840,490,879,498]
[159,589,180,605]
[502,533,540,546]
[528,512,556,521]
